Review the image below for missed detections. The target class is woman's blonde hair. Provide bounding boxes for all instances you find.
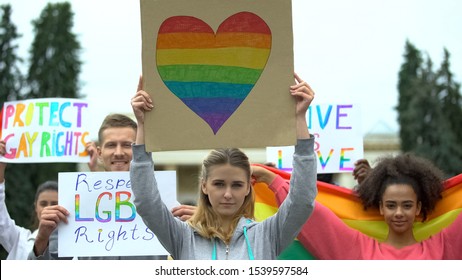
[187,148,255,243]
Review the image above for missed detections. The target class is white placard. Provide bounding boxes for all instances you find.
[58,171,177,257]
[1,98,91,163]
[267,103,364,173]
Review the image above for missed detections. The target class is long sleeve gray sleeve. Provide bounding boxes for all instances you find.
[130,144,186,258]
[263,137,317,254]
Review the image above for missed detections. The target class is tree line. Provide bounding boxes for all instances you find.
[398,41,462,177]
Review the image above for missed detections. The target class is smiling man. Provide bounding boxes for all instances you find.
[90,114,137,172]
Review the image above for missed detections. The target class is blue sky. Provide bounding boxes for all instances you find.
[3,0,461,139]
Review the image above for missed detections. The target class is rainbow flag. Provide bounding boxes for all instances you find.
[253,164,462,260]
[156,12,271,134]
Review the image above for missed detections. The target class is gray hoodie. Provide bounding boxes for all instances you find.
[130,137,317,260]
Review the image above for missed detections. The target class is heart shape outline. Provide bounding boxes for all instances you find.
[156,12,272,134]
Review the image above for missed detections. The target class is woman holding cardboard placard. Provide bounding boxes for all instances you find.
[130,74,317,259]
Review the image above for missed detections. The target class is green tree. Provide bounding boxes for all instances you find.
[408,58,448,165]
[397,40,424,152]
[26,2,82,99]
[22,1,82,191]
[0,4,23,103]
[0,4,29,260]
[397,41,462,177]
[433,49,462,176]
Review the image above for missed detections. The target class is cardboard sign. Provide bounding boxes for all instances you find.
[140,0,296,151]
[266,103,364,173]
[0,98,90,163]
[58,171,177,257]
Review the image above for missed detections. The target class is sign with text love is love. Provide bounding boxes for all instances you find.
[58,171,177,257]
[266,103,364,174]
[141,0,295,151]
[0,98,91,163]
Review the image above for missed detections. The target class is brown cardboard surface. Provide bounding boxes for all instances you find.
[140,0,295,151]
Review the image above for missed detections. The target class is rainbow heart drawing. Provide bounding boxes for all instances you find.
[156,12,272,134]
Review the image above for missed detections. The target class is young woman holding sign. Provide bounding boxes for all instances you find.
[130,74,317,260]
